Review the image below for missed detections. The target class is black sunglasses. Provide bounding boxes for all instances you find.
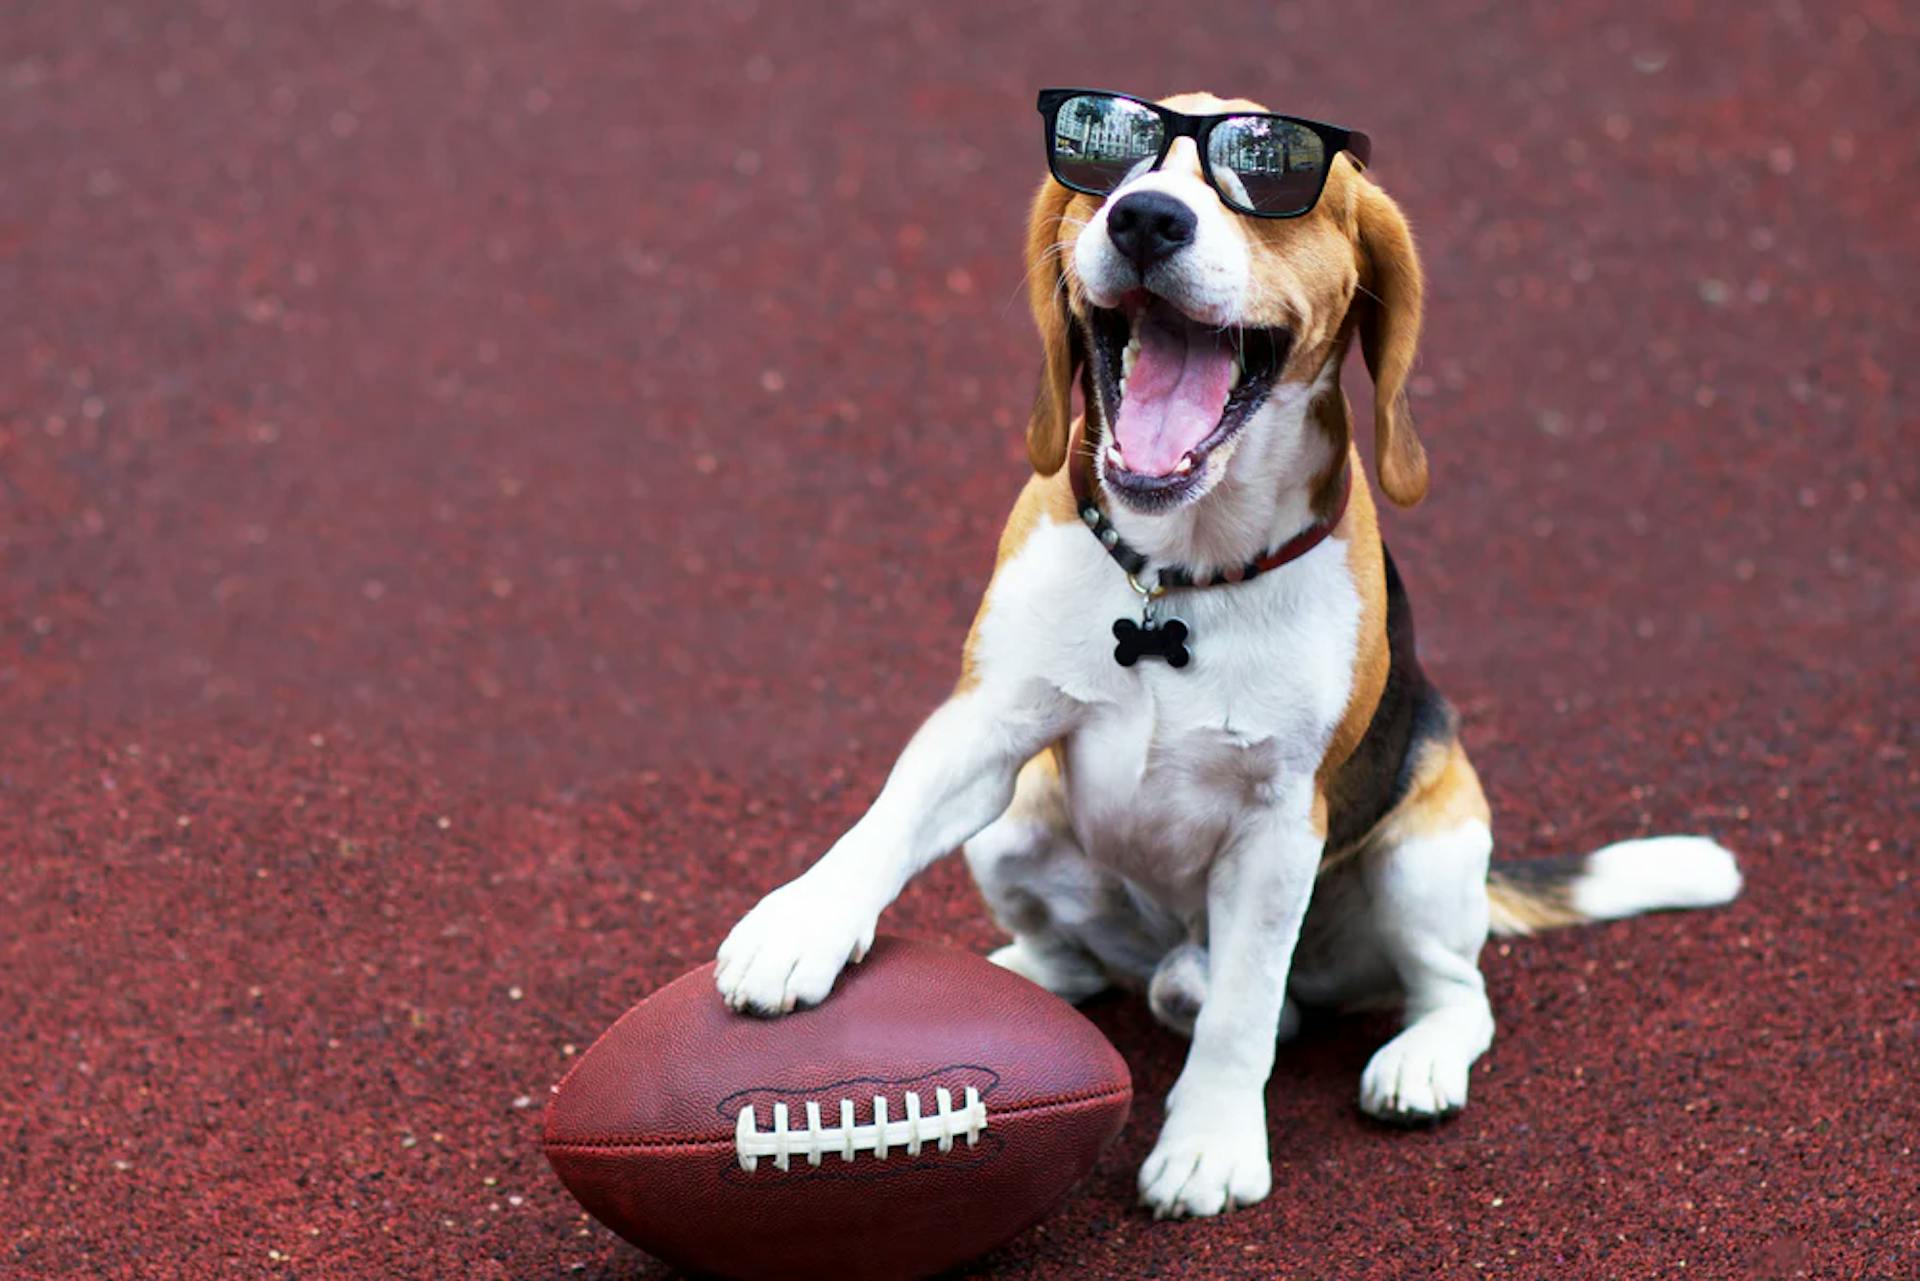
[1037,88,1371,219]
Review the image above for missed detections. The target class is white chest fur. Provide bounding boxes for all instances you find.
[971,517,1362,910]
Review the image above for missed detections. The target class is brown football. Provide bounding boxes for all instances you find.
[542,935,1132,1281]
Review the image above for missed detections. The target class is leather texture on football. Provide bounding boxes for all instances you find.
[543,935,1132,1281]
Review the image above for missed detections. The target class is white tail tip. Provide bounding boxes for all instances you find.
[1570,836,1744,921]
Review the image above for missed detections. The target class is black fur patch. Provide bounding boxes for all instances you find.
[1488,856,1585,901]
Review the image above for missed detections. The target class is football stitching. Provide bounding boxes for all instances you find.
[732,1084,987,1171]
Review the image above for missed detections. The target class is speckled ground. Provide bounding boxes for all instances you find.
[3,2,1916,1278]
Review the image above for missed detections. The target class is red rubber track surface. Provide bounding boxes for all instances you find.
[3,3,1915,1278]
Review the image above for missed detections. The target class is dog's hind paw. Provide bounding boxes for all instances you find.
[1358,1005,1491,1123]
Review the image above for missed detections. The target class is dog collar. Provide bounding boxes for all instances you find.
[1065,417,1350,669]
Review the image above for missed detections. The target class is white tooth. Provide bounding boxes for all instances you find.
[1119,374,1128,399]
[1175,453,1195,474]
[1122,334,1141,378]
[1106,444,1126,470]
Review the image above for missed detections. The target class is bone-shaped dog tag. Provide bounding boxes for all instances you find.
[1112,616,1191,668]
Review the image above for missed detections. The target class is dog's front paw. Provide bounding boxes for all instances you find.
[1137,1092,1272,1218]
[714,876,877,1015]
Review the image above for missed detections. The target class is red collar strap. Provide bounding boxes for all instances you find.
[1066,417,1350,590]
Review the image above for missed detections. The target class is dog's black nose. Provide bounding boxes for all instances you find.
[1105,192,1197,271]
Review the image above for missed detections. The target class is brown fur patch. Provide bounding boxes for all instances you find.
[1390,738,1492,841]
[1004,746,1069,827]
[1350,179,1428,506]
[1023,179,1085,476]
[1314,451,1388,795]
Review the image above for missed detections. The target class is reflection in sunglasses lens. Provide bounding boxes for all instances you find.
[1207,117,1326,215]
[1052,95,1165,194]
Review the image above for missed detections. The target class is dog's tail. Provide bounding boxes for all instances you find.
[1486,836,1743,937]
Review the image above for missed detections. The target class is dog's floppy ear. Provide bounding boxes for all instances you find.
[1353,178,1428,506]
[1024,178,1082,476]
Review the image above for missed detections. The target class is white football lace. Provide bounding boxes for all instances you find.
[733,1086,988,1172]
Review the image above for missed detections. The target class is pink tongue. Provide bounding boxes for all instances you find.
[1113,311,1235,476]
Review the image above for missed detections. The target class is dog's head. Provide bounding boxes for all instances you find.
[1024,91,1427,511]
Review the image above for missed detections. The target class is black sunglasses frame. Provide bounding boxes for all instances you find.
[1036,88,1372,220]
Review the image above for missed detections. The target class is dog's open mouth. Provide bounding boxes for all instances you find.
[1086,294,1290,509]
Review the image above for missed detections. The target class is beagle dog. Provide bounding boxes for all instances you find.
[715,91,1742,1219]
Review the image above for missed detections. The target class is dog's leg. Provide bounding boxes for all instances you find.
[715,683,1077,1015]
[1145,942,1209,1037]
[1138,786,1321,1218]
[1146,944,1304,1042]
[1356,817,1496,1123]
[968,759,1110,1003]
[968,755,1182,1002]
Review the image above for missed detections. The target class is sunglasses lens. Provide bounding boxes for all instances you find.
[1050,94,1165,194]
[1207,117,1327,215]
